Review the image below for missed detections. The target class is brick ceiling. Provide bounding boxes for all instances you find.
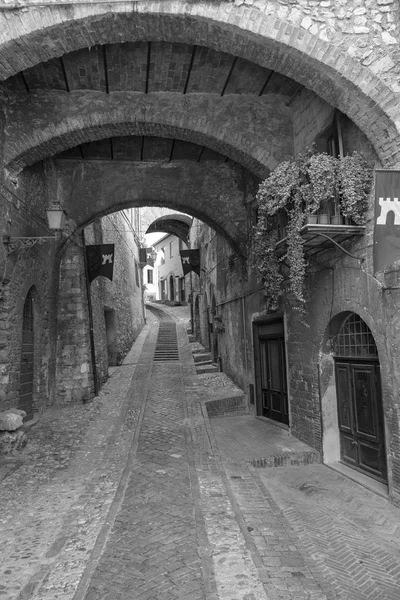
[4,41,300,166]
[55,135,229,163]
[7,42,302,98]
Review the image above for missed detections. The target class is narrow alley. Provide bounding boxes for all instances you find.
[0,305,399,600]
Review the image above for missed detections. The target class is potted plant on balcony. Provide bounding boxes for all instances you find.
[337,151,373,225]
[253,148,372,313]
[305,151,337,224]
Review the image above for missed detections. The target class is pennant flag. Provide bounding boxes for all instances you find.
[374,170,400,273]
[86,244,115,283]
[180,249,200,276]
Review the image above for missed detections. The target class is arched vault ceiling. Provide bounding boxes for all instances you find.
[5,93,293,176]
[5,42,302,99]
[146,214,193,245]
[0,6,399,164]
[56,160,250,256]
[56,136,228,164]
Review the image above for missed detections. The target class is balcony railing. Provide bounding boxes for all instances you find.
[275,210,365,260]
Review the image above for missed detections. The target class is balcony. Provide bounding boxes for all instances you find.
[275,213,365,260]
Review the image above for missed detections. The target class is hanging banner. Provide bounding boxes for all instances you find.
[86,244,115,283]
[180,249,200,276]
[374,170,400,273]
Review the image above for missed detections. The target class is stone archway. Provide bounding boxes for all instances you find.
[320,311,388,483]
[55,159,251,256]
[0,4,399,165]
[5,95,291,176]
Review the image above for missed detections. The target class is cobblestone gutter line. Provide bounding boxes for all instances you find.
[0,318,157,600]
[178,324,270,600]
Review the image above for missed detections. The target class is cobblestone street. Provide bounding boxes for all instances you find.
[1,305,400,600]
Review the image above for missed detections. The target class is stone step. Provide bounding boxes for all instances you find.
[193,352,212,363]
[205,393,248,418]
[196,364,219,375]
[195,360,213,367]
[249,450,321,468]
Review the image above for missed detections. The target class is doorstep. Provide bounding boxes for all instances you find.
[327,461,388,498]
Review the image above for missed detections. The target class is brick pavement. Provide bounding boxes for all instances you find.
[1,304,400,599]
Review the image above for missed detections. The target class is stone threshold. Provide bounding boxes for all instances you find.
[327,461,388,498]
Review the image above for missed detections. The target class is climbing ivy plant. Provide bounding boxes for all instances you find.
[252,147,373,313]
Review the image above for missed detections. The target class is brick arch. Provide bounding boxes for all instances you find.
[79,200,243,256]
[56,160,250,256]
[0,5,399,165]
[5,93,291,176]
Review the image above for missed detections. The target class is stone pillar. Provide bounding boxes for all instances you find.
[56,240,93,403]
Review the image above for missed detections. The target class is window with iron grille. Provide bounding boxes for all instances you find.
[334,313,377,358]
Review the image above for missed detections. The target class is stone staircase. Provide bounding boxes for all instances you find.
[192,350,219,375]
[189,333,248,417]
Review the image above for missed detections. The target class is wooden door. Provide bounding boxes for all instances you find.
[335,360,387,482]
[254,320,288,425]
[19,290,34,420]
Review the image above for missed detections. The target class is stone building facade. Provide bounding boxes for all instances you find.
[0,1,400,502]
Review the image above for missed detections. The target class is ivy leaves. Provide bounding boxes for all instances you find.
[252,148,373,314]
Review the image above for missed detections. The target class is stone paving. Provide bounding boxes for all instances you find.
[0,304,400,600]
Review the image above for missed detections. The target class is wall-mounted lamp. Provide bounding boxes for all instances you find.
[3,203,67,254]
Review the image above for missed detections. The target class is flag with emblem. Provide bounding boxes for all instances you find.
[180,250,200,276]
[86,244,115,283]
[374,170,400,273]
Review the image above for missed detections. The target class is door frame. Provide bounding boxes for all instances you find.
[334,356,387,483]
[253,314,290,425]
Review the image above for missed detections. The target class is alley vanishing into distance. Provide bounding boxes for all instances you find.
[0,305,400,600]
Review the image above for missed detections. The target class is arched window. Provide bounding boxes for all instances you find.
[334,313,377,359]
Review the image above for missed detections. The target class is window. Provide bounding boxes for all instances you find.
[170,241,173,258]
[315,111,343,158]
[160,248,165,265]
[147,269,153,284]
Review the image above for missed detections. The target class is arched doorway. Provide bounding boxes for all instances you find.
[334,313,387,482]
[19,287,35,420]
[169,276,175,302]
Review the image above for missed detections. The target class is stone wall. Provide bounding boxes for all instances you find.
[85,212,144,383]
[0,163,54,413]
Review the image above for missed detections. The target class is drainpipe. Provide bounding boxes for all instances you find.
[81,230,99,397]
